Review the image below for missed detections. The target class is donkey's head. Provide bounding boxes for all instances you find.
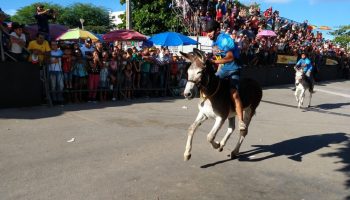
[180,48,208,99]
[295,68,304,85]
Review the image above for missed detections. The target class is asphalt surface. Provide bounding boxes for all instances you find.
[0,80,349,200]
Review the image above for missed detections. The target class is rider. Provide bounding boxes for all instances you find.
[205,20,246,130]
[295,52,314,93]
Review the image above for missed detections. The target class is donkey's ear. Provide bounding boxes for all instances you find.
[193,48,207,63]
[180,51,195,62]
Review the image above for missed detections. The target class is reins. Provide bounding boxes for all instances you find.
[200,80,221,101]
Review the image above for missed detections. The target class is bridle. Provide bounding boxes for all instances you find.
[187,62,221,99]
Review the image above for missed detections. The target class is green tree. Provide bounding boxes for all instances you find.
[11,2,113,33]
[11,2,63,25]
[119,0,184,35]
[58,3,114,33]
[330,25,350,50]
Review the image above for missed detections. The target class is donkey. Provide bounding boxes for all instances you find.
[294,67,312,108]
[180,49,263,161]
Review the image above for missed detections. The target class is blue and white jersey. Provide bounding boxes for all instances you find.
[296,58,313,73]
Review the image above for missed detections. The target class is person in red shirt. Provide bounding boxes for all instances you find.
[62,46,73,89]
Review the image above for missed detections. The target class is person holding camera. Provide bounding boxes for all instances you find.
[34,4,56,40]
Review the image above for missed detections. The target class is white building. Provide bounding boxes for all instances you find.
[109,11,124,29]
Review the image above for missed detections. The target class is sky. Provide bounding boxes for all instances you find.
[2,0,350,38]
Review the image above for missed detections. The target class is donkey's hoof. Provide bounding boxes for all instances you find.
[231,151,239,159]
[184,154,191,161]
[211,141,220,149]
[218,147,223,152]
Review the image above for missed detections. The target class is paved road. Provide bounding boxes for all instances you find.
[1,80,349,200]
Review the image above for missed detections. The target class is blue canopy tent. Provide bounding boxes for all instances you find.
[148,32,198,46]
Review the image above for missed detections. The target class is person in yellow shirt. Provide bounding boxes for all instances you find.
[27,32,51,66]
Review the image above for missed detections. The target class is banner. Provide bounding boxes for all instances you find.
[325,58,338,66]
[277,55,298,64]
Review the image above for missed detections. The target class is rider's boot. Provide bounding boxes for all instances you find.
[309,83,315,93]
[307,78,315,93]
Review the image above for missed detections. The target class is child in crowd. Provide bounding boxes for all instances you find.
[170,56,179,86]
[100,51,110,101]
[72,49,87,103]
[62,46,73,89]
[109,51,119,101]
[123,61,133,100]
[88,51,102,102]
[131,47,141,88]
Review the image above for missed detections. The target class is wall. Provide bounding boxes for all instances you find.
[0,61,343,108]
[0,62,42,108]
[242,65,343,87]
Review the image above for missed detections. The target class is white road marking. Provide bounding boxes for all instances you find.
[316,88,350,99]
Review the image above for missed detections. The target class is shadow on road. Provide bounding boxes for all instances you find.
[262,100,350,118]
[314,102,350,110]
[201,133,349,169]
[321,137,350,200]
[0,97,182,119]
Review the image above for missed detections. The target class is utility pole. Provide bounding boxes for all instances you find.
[126,0,132,30]
[79,18,85,30]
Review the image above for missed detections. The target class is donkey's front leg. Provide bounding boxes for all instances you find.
[184,112,207,161]
[207,117,225,149]
[294,88,299,103]
[298,89,305,108]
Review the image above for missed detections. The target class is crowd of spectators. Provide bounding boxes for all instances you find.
[180,0,350,71]
[1,6,190,104]
[1,2,350,105]
[7,31,189,104]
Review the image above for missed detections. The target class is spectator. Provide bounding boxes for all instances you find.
[9,22,27,61]
[100,51,109,101]
[62,45,73,89]
[140,47,152,89]
[72,49,87,103]
[109,51,119,101]
[123,61,133,100]
[48,41,64,104]
[34,4,56,40]
[80,38,94,60]
[27,32,51,67]
[87,51,102,102]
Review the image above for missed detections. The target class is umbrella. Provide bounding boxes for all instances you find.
[56,28,99,41]
[148,32,198,46]
[103,29,147,42]
[257,30,277,37]
[24,24,68,41]
[94,33,104,42]
[141,40,154,48]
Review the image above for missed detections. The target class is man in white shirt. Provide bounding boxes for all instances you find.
[9,22,26,61]
[48,41,64,103]
[80,37,94,61]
